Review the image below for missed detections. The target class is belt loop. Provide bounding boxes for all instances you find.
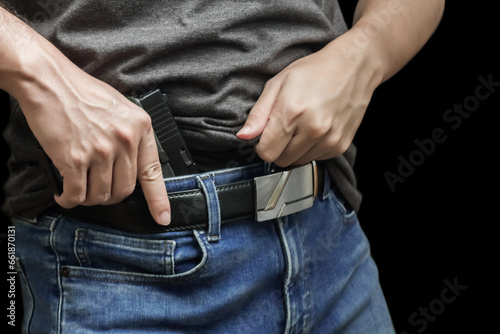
[196,174,221,242]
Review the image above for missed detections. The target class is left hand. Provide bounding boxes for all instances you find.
[236,34,383,167]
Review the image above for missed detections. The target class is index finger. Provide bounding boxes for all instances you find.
[137,130,171,225]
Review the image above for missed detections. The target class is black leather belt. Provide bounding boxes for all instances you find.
[54,162,324,234]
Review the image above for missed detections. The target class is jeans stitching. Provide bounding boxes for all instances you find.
[48,215,63,334]
[74,229,89,267]
[169,240,177,275]
[296,214,313,332]
[59,230,210,285]
[276,218,293,334]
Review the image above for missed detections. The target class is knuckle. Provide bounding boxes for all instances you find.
[67,151,88,168]
[94,143,114,159]
[256,147,278,163]
[138,112,153,132]
[268,114,293,136]
[263,78,277,91]
[248,105,268,121]
[113,126,136,150]
[325,132,342,149]
[97,192,111,202]
[60,193,86,208]
[140,161,163,182]
[285,104,304,121]
[325,133,350,156]
[337,140,351,155]
[307,120,331,139]
[84,192,111,206]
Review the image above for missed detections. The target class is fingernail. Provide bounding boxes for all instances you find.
[159,211,171,225]
[236,125,252,136]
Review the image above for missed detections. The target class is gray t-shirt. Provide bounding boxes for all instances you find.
[2,0,362,218]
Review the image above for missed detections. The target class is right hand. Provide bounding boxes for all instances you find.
[7,29,171,226]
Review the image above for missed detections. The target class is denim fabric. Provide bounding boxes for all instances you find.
[14,163,395,333]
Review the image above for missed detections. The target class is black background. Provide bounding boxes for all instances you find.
[1,1,498,333]
[340,1,497,333]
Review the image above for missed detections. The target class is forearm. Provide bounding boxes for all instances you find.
[0,6,69,105]
[336,0,445,83]
[0,6,34,97]
[354,0,445,81]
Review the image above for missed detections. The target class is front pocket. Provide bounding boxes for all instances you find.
[73,228,204,276]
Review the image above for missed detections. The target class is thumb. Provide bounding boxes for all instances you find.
[236,80,281,140]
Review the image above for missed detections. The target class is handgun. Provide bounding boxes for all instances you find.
[129,89,198,177]
[37,89,197,194]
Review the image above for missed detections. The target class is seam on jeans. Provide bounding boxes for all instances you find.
[166,240,176,275]
[296,214,312,332]
[48,216,63,334]
[221,214,253,224]
[276,218,292,334]
[320,168,331,201]
[329,190,358,226]
[330,190,347,216]
[145,214,254,233]
[74,229,89,267]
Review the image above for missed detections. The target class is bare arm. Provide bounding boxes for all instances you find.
[237,0,445,167]
[352,0,446,82]
[0,6,171,225]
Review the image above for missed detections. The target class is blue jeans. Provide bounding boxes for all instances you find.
[14,163,395,333]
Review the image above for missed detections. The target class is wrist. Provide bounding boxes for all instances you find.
[324,25,387,91]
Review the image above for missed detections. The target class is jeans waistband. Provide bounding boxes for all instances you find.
[53,162,324,236]
[157,162,268,194]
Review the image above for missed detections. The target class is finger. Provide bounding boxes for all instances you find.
[55,164,88,209]
[137,130,171,225]
[294,133,349,165]
[274,112,336,166]
[236,79,282,140]
[108,154,137,205]
[273,131,316,167]
[82,157,113,206]
[293,144,332,166]
[254,84,306,164]
[254,109,293,164]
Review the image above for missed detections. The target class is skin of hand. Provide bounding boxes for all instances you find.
[237,35,381,167]
[237,0,445,168]
[0,8,171,225]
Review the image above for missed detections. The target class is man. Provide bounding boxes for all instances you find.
[1,0,444,333]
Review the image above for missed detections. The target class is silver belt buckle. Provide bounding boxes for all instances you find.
[255,161,318,222]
